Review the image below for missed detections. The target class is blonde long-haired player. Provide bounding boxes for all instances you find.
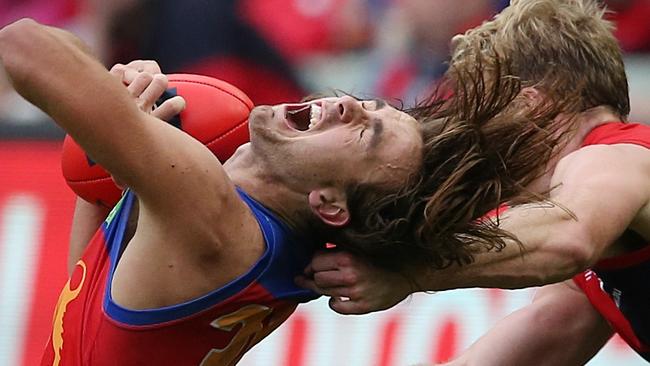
[298,1,650,363]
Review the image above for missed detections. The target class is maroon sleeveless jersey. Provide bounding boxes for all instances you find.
[573,122,650,361]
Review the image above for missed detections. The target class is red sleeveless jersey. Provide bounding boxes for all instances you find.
[41,189,318,365]
[573,122,650,361]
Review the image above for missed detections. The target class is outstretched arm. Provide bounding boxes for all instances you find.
[298,143,650,313]
[440,281,613,366]
[0,20,186,204]
[426,143,650,290]
[1,20,262,301]
[65,60,182,275]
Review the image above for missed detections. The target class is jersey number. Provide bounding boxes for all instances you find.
[199,304,274,366]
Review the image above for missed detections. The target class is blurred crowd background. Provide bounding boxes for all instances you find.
[0,0,649,139]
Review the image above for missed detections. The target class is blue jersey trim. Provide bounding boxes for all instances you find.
[237,190,319,303]
[102,188,316,326]
[97,190,132,254]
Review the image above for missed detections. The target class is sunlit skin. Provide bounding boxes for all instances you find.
[226,96,422,196]
[225,96,423,231]
[0,19,427,366]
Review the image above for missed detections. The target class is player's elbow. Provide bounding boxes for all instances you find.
[0,18,38,48]
[1,18,37,34]
[549,227,595,278]
[0,19,41,78]
[563,243,593,273]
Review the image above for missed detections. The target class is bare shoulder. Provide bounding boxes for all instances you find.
[133,123,264,261]
[112,140,265,309]
[551,143,650,218]
[551,143,650,249]
[554,143,650,190]
[0,19,266,308]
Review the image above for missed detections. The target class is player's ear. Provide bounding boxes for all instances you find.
[308,188,350,227]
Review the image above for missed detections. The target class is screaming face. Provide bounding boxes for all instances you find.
[246,96,423,199]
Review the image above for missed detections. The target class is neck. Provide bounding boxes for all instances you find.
[526,106,622,194]
[223,145,313,236]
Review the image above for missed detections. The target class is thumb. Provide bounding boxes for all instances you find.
[153,95,185,121]
[294,275,323,294]
[329,296,367,315]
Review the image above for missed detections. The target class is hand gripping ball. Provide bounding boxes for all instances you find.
[61,74,253,207]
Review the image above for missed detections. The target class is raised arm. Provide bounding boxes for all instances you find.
[0,19,258,271]
[65,60,182,275]
[0,20,191,205]
[1,19,267,311]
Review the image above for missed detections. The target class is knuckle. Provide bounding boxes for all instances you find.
[135,99,147,111]
[314,273,334,287]
[341,272,358,286]
[127,86,138,97]
[144,61,161,72]
[348,287,362,299]
[128,59,145,67]
[336,253,353,267]
[123,69,137,80]
[109,63,124,72]
[312,254,327,265]
[313,272,326,284]
[151,73,168,87]
[137,72,154,82]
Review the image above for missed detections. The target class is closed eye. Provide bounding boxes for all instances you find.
[361,99,386,111]
[359,128,366,141]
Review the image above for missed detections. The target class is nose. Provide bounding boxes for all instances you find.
[335,96,364,124]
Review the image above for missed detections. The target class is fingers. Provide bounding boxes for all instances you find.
[313,268,357,288]
[309,249,356,272]
[124,60,162,74]
[153,96,186,121]
[294,275,320,293]
[329,296,369,315]
[298,249,389,315]
[294,274,349,296]
[110,60,161,78]
[300,250,342,278]
[110,62,170,114]
[109,63,126,81]
[297,278,353,299]
[109,63,149,85]
[130,73,167,112]
[298,249,365,295]
[295,275,369,315]
[109,60,167,105]
[303,262,314,277]
[126,71,154,99]
[295,272,360,301]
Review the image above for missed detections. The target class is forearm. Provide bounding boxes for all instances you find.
[420,204,589,290]
[0,19,148,180]
[446,282,613,366]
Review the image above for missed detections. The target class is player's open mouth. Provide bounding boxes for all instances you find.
[285,102,322,131]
